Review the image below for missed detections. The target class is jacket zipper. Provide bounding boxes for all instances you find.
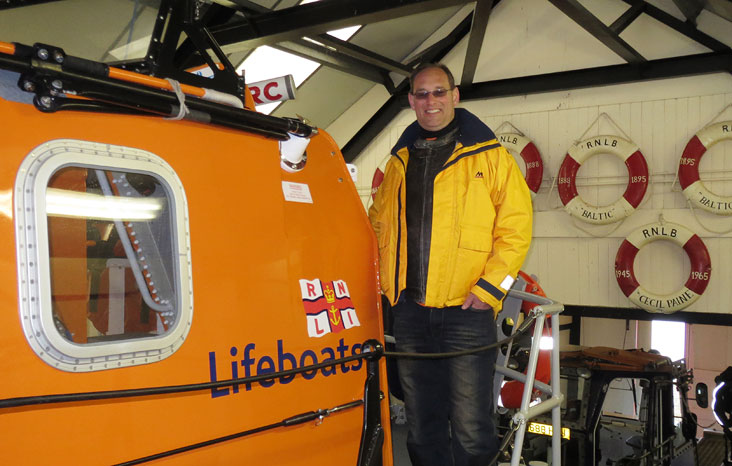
[418,149,430,302]
[393,180,403,304]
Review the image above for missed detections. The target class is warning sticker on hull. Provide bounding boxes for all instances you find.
[282,181,313,203]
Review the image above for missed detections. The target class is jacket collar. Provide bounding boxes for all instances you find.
[390,108,496,156]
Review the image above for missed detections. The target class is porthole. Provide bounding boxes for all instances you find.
[15,139,193,372]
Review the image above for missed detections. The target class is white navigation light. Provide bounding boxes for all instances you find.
[280,134,310,173]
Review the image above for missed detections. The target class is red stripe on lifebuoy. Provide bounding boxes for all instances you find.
[498,132,544,196]
[559,136,648,224]
[683,234,712,295]
[623,151,649,208]
[615,221,712,313]
[371,169,384,200]
[614,240,640,297]
[370,154,392,200]
[678,135,705,189]
[678,122,732,215]
[557,154,580,205]
[521,142,543,194]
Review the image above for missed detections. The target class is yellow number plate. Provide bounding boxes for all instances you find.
[527,422,570,440]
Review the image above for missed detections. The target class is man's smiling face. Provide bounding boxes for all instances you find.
[408,67,460,132]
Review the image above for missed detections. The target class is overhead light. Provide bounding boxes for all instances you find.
[46,188,162,220]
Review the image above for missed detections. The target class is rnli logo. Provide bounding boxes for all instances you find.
[475,171,484,178]
[300,279,360,338]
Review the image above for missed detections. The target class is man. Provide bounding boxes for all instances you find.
[368,63,533,466]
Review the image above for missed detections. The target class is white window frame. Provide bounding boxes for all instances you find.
[15,139,193,372]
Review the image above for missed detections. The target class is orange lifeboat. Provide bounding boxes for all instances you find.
[0,35,392,466]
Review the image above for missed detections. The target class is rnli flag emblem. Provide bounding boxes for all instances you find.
[300,279,361,338]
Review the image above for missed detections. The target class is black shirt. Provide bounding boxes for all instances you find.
[404,117,459,303]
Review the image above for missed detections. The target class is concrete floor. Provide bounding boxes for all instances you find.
[391,420,410,466]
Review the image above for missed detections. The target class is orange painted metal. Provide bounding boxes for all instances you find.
[109,67,209,96]
[0,90,391,465]
[0,40,13,55]
[107,67,256,110]
[109,66,254,110]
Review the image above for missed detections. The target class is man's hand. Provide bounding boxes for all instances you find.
[462,292,491,311]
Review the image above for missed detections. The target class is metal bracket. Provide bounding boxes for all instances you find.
[357,339,385,466]
[145,0,246,101]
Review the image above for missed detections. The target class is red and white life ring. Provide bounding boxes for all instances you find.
[370,154,391,200]
[497,133,543,197]
[557,135,649,225]
[678,121,732,215]
[614,221,711,313]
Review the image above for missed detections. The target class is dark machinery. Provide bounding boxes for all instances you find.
[505,347,697,466]
[713,366,732,465]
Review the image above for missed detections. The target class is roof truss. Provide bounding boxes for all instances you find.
[214,0,420,90]
[210,0,473,52]
[460,0,495,88]
[621,0,730,52]
[342,51,732,162]
[548,0,645,63]
[9,0,728,159]
[333,0,732,159]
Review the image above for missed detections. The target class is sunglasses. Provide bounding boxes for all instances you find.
[411,87,453,100]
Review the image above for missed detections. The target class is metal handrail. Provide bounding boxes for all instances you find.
[504,288,564,466]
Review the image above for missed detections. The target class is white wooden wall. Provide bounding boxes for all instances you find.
[336,0,732,318]
[351,75,732,316]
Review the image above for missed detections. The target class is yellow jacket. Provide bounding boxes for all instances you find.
[368,109,533,315]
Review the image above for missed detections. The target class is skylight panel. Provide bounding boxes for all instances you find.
[237,0,361,114]
[237,45,319,114]
[327,26,360,41]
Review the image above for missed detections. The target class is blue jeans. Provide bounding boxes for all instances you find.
[393,297,498,466]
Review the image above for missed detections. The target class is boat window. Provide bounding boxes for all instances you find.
[15,139,193,372]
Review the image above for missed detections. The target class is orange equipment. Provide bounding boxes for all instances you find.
[499,271,552,409]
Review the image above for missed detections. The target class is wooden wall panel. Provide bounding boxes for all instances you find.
[353,76,732,316]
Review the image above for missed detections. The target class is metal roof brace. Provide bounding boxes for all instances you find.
[500,289,565,466]
[145,0,247,101]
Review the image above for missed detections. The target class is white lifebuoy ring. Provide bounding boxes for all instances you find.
[558,135,649,225]
[497,133,543,197]
[370,154,391,200]
[678,121,732,215]
[614,221,711,313]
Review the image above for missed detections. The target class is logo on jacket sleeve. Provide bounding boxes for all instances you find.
[300,279,360,338]
[475,171,484,178]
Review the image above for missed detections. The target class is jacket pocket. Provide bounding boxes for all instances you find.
[457,226,493,253]
[447,226,492,301]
